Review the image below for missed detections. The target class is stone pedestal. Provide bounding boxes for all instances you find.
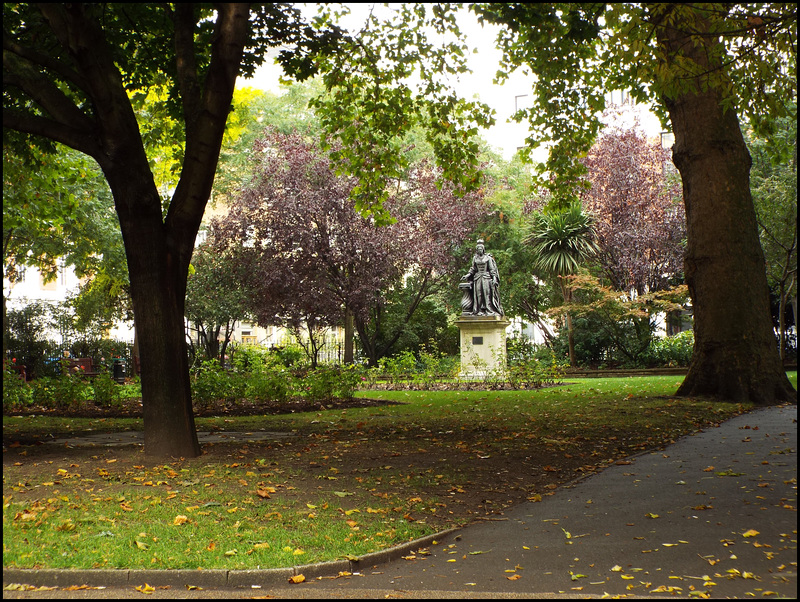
[455,314,510,378]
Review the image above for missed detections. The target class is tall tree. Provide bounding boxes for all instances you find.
[471,3,796,404]
[3,143,130,358]
[580,113,685,296]
[281,3,495,224]
[185,241,249,367]
[3,4,338,457]
[213,129,486,366]
[749,114,798,361]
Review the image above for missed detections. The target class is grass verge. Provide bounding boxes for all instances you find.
[3,373,795,570]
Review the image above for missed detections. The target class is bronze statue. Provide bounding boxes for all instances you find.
[460,239,503,316]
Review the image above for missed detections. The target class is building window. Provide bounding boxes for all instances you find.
[514,94,530,113]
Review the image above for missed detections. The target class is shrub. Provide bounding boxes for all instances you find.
[272,344,307,368]
[3,365,33,410]
[506,335,537,366]
[297,364,363,402]
[329,364,365,399]
[32,368,93,409]
[245,356,294,403]
[92,372,122,407]
[644,330,694,367]
[300,365,338,401]
[378,350,418,383]
[191,359,246,407]
[230,344,272,373]
[417,344,441,387]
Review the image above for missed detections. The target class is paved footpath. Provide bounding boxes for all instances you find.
[4,404,796,599]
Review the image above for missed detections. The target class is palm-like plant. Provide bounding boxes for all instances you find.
[526,202,600,366]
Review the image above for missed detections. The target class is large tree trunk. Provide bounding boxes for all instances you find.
[657,9,795,405]
[4,4,253,456]
[110,168,201,459]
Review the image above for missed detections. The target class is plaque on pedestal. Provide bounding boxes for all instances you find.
[456,314,510,378]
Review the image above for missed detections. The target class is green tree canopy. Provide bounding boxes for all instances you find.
[3,3,343,458]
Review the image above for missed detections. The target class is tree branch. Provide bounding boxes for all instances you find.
[3,50,95,134]
[2,109,101,158]
[167,3,251,266]
[2,33,89,93]
[172,4,202,128]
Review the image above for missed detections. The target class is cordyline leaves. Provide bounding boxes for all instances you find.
[525,202,600,278]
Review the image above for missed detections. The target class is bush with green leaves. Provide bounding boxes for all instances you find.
[416,340,458,386]
[298,364,364,401]
[229,343,272,373]
[329,363,366,399]
[506,335,538,366]
[378,350,418,383]
[91,372,122,407]
[190,359,246,408]
[28,369,93,409]
[3,365,33,410]
[299,365,337,401]
[245,355,295,404]
[272,344,307,368]
[643,330,695,367]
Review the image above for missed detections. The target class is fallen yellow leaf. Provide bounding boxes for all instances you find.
[507,574,522,580]
[288,574,305,584]
[134,583,155,594]
[741,529,759,538]
[173,515,188,526]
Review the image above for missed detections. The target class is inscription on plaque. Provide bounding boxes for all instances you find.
[472,336,484,345]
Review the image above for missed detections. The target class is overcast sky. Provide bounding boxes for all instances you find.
[240,4,663,162]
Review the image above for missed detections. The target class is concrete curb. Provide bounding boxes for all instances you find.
[2,528,460,589]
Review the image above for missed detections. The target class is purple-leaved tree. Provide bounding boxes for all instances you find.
[581,117,686,296]
[213,129,487,366]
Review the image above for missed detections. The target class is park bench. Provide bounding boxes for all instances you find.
[8,363,27,380]
[66,357,101,378]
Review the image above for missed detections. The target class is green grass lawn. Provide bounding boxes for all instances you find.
[3,373,794,571]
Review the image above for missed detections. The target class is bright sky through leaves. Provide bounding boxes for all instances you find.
[240,4,664,161]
